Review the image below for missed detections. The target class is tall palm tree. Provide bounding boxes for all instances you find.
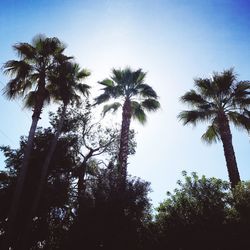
[32,62,90,212]
[95,67,160,187]
[178,69,250,188]
[42,62,90,181]
[21,62,90,247]
[2,34,69,245]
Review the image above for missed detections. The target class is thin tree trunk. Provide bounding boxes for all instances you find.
[4,101,43,249]
[21,104,67,249]
[118,98,132,189]
[218,112,241,188]
[77,161,87,205]
[77,149,94,205]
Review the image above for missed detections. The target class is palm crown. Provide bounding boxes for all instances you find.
[178,69,250,143]
[3,34,70,108]
[49,61,91,106]
[94,67,160,123]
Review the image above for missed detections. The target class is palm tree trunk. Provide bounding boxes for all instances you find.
[4,99,44,249]
[21,104,67,249]
[118,98,132,189]
[218,112,241,188]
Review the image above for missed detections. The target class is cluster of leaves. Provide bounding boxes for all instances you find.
[154,172,250,250]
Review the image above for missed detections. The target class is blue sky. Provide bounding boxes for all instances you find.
[0,0,250,207]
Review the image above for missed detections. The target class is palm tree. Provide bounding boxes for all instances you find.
[2,34,69,245]
[33,62,90,212]
[95,67,160,187]
[178,69,250,188]
[20,62,90,247]
[41,62,90,184]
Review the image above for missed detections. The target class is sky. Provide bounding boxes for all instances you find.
[0,0,250,207]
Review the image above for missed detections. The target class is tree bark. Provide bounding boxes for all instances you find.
[218,112,241,188]
[118,98,132,189]
[4,96,44,249]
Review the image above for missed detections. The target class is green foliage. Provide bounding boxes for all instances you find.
[155,172,250,250]
[156,172,229,231]
[232,182,250,223]
[102,102,121,116]
[201,122,220,144]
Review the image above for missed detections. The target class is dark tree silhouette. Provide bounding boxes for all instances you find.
[22,62,90,248]
[155,172,250,250]
[2,35,70,246]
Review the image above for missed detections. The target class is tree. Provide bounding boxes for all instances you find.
[31,62,90,214]
[2,34,70,247]
[95,67,160,187]
[23,62,90,247]
[0,127,77,249]
[155,172,250,250]
[50,102,137,205]
[64,165,152,250]
[178,69,250,188]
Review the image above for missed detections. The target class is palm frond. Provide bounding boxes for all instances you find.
[132,68,146,85]
[213,68,236,94]
[232,81,250,108]
[180,90,208,107]
[23,91,37,108]
[244,109,250,118]
[234,81,250,95]
[76,83,90,96]
[98,79,114,87]
[137,83,158,98]
[24,89,51,109]
[3,60,32,78]
[141,98,160,111]
[131,101,147,124]
[32,34,66,57]
[13,43,36,59]
[111,68,124,83]
[94,93,111,105]
[77,68,91,79]
[228,111,250,131]
[3,78,33,99]
[194,78,214,98]
[20,79,33,94]
[201,122,220,144]
[3,79,23,99]
[102,102,122,116]
[178,110,215,126]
